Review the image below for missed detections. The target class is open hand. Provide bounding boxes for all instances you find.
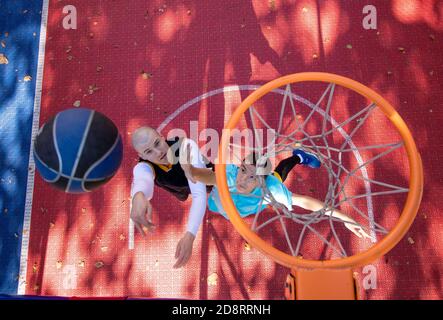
[173,231,195,268]
[130,197,155,237]
[344,221,374,241]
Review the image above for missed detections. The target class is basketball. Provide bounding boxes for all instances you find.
[32,108,123,193]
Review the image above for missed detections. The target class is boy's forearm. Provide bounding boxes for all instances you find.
[190,166,216,185]
[292,194,354,223]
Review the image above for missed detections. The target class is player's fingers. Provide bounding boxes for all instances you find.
[174,252,184,269]
[181,251,191,266]
[351,228,362,238]
[356,227,369,239]
[147,222,156,233]
[134,222,146,237]
[363,231,373,240]
[175,251,189,269]
[175,241,182,259]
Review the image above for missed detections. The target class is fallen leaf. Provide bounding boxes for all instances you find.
[244,242,251,251]
[141,71,153,79]
[24,75,32,82]
[1,41,5,48]
[73,100,81,107]
[0,53,9,64]
[81,207,86,213]
[78,260,85,267]
[100,246,108,252]
[119,234,126,241]
[56,261,63,269]
[302,7,308,13]
[207,273,218,286]
[95,261,104,269]
[407,237,414,244]
[269,0,276,11]
[96,65,103,72]
[88,84,99,94]
[398,47,406,53]
[154,260,159,267]
[33,263,38,273]
[312,53,318,59]
[346,44,353,49]
[49,222,55,228]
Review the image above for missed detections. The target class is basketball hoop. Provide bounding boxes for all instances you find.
[215,73,423,299]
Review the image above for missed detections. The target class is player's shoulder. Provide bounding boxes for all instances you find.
[180,137,199,151]
[266,173,284,188]
[225,164,239,180]
[226,164,238,172]
[133,161,155,177]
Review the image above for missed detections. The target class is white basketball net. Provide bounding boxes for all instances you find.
[226,82,409,259]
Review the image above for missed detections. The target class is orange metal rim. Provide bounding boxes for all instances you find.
[215,72,424,270]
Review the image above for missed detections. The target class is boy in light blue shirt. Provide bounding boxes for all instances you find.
[181,148,371,239]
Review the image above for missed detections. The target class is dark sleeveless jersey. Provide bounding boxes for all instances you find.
[139,137,213,201]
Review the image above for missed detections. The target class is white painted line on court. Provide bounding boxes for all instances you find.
[18,0,50,295]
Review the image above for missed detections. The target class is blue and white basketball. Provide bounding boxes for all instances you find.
[33,108,123,193]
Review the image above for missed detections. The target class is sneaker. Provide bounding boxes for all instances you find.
[293,148,321,168]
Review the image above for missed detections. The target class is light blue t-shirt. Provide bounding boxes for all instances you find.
[208,164,293,219]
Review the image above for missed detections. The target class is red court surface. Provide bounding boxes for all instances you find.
[24,0,442,299]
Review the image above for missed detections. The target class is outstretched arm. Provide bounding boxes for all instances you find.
[180,143,216,186]
[189,166,216,185]
[173,139,209,269]
[130,163,156,236]
[291,194,373,240]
